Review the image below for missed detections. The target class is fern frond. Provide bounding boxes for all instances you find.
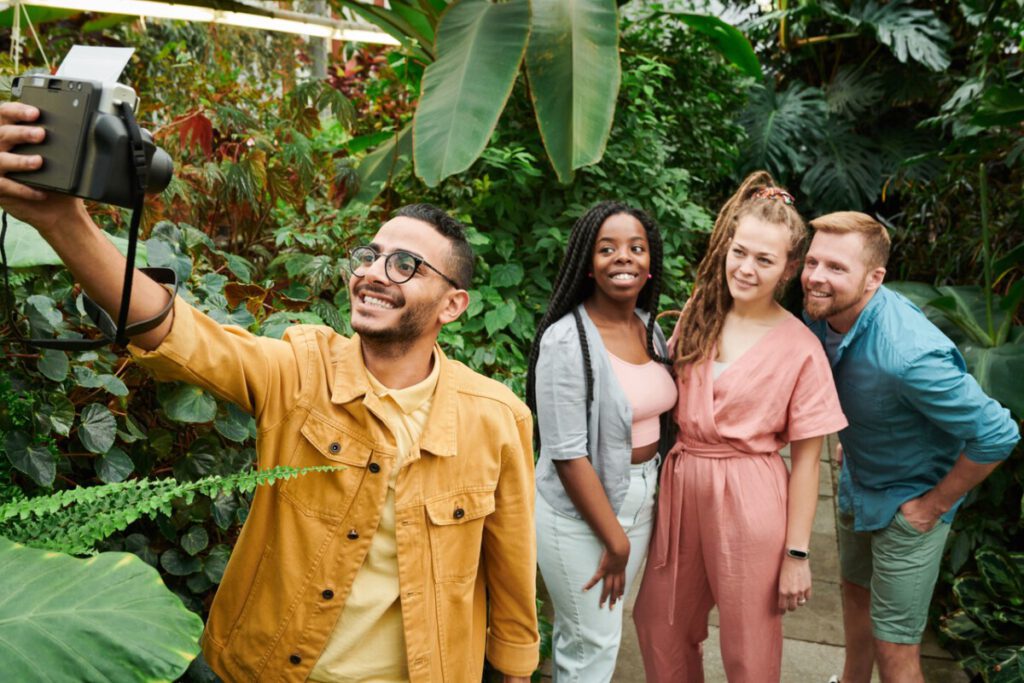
[0,465,342,555]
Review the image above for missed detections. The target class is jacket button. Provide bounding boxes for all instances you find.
[322,589,334,600]
[328,441,341,454]
[453,507,465,519]
[289,654,302,665]
[368,462,381,473]
[347,529,359,540]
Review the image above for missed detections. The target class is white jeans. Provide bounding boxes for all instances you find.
[536,456,659,683]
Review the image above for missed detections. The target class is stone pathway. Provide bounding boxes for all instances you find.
[541,436,970,681]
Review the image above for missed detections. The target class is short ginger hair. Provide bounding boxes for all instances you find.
[809,211,891,269]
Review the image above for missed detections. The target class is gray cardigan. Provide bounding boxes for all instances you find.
[534,303,672,518]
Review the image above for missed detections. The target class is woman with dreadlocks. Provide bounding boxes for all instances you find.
[633,172,847,682]
[527,201,676,682]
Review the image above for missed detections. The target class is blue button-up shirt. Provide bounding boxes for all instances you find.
[807,286,1020,531]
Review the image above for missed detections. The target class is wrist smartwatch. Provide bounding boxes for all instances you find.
[786,548,810,560]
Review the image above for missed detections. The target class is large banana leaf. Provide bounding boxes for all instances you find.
[353,125,414,206]
[526,0,620,183]
[413,0,530,187]
[0,537,202,682]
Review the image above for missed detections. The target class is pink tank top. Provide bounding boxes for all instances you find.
[607,352,678,448]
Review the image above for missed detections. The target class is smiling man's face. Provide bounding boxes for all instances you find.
[348,217,457,348]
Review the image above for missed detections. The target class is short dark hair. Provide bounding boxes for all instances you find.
[394,203,475,289]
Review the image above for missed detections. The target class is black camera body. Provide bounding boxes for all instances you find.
[8,74,172,209]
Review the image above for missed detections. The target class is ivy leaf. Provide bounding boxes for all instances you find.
[3,430,56,487]
[162,384,217,424]
[25,295,62,335]
[180,525,209,556]
[145,237,193,283]
[853,0,952,72]
[37,349,69,382]
[484,302,517,336]
[117,414,147,443]
[214,404,253,443]
[47,394,75,437]
[211,492,239,530]
[204,545,232,584]
[223,253,254,283]
[490,263,524,288]
[79,403,117,454]
[801,123,882,212]
[96,446,134,483]
[161,548,201,576]
[739,80,826,180]
[173,450,218,481]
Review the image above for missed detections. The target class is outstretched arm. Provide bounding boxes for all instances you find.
[0,102,172,350]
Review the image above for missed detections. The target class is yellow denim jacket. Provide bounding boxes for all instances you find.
[130,298,539,682]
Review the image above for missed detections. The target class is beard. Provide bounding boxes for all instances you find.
[803,278,867,321]
[350,283,437,355]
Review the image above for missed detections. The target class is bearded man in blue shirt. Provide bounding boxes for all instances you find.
[801,211,1020,683]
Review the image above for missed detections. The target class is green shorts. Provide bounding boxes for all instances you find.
[838,509,951,644]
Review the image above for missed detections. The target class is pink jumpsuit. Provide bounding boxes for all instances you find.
[633,315,846,682]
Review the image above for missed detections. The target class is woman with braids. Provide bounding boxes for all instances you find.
[633,172,847,682]
[526,201,676,682]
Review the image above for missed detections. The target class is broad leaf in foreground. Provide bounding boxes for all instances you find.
[854,0,952,72]
[413,0,530,186]
[0,536,202,682]
[739,80,826,179]
[527,0,621,183]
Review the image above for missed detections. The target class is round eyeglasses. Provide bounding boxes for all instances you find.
[348,246,460,289]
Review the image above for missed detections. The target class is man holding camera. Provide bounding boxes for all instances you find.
[0,102,539,683]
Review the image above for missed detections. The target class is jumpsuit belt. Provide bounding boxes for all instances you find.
[650,439,772,625]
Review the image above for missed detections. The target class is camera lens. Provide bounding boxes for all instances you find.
[146,147,174,194]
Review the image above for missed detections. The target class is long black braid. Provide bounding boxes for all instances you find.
[526,201,668,445]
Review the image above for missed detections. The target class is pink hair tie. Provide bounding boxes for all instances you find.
[751,187,796,206]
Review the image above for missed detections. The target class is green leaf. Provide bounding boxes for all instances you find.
[0,537,201,681]
[78,403,117,455]
[353,126,414,206]
[223,253,254,282]
[961,342,1024,419]
[3,431,55,487]
[854,0,952,72]
[972,85,1024,128]
[666,12,761,79]
[413,0,530,186]
[800,122,882,212]
[180,525,209,557]
[484,302,516,335]
[161,384,217,424]
[47,395,75,437]
[1,215,148,268]
[739,80,827,179]
[825,65,885,118]
[526,0,621,183]
[25,294,62,335]
[490,263,524,288]
[96,446,134,484]
[37,349,69,382]
[161,548,201,576]
[145,236,192,283]
[203,544,231,584]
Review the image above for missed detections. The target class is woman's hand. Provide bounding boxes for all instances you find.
[778,555,812,612]
[582,535,630,609]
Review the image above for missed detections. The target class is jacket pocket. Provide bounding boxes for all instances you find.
[280,410,372,520]
[425,488,495,583]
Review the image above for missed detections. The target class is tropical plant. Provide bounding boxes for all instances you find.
[0,536,203,683]
[336,0,760,189]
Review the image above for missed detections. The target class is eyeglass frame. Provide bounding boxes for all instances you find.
[348,245,462,289]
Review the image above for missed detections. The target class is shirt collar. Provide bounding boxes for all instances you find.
[331,336,458,457]
[365,348,440,415]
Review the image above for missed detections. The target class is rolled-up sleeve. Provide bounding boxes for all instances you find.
[899,348,1020,463]
[535,326,589,460]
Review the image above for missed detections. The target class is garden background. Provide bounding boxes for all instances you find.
[0,0,1021,680]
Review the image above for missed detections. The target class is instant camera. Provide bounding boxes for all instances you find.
[8,73,173,208]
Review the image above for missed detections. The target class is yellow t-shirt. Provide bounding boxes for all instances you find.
[308,351,439,683]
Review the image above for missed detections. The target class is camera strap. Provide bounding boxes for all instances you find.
[0,101,178,350]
